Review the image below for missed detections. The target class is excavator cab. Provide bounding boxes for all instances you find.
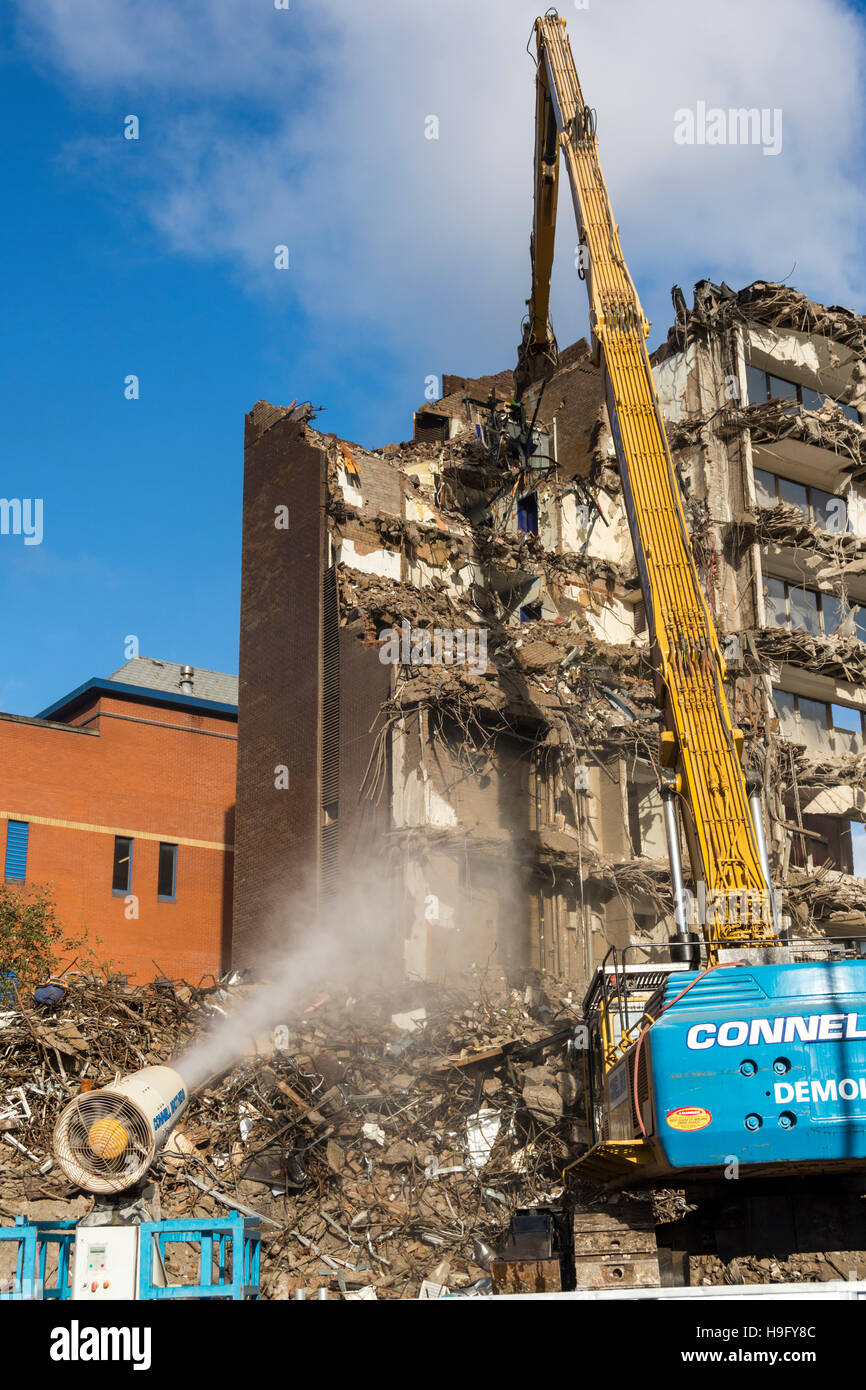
[584,1012,606,1148]
[579,955,691,1154]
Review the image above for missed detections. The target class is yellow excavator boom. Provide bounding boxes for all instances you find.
[521,14,776,953]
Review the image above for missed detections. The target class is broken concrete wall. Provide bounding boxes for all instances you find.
[234,278,866,993]
[391,712,533,982]
[233,406,327,965]
[658,280,866,947]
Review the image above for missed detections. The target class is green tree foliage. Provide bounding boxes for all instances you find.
[0,882,82,987]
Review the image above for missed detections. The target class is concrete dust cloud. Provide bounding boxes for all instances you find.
[175,861,398,1092]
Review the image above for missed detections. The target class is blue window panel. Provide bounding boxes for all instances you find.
[777,475,808,519]
[801,386,825,411]
[768,374,798,402]
[4,822,29,881]
[744,365,769,406]
[752,467,776,507]
[789,584,820,636]
[764,576,787,627]
[517,492,539,534]
[811,488,848,534]
[832,703,863,734]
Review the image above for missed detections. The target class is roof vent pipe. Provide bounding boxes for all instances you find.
[179,665,194,695]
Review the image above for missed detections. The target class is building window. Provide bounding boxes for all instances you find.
[789,814,866,876]
[831,702,863,754]
[112,836,133,894]
[157,843,178,901]
[517,492,539,534]
[745,366,859,421]
[753,467,848,533]
[339,445,361,487]
[413,411,449,443]
[4,821,29,882]
[338,444,362,500]
[763,575,864,641]
[773,688,866,754]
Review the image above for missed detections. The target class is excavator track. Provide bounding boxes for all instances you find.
[570,1179,866,1290]
[572,1197,661,1290]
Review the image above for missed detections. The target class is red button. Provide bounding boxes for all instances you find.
[91,1281,97,1292]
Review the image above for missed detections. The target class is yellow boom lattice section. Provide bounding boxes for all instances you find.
[534,16,774,948]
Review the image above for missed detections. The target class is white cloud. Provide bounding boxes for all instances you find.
[15,0,866,385]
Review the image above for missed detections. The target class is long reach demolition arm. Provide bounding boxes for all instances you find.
[518,13,777,957]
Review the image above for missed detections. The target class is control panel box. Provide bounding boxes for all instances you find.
[72,1226,139,1301]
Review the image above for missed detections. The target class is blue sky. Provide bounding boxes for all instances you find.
[1,0,865,716]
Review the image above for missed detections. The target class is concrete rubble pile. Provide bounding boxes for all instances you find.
[670,398,866,473]
[4,975,866,1294]
[666,278,866,362]
[0,971,586,1299]
[745,625,866,684]
[724,398,866,472]
[783,864,866,937]
[736,500,866,575]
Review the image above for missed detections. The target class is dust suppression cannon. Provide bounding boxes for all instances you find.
[53,1065,188,1194]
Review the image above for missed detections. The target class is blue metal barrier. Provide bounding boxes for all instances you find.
[1,1215,260,1300]
[0,1218,76,1300]
[138,1216,261,1300]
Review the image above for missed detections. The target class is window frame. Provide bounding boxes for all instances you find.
[773,688,866,754]
[789,811,864,877]
[4,820,30,883]
[752,465,848,534]
[517,491,539,535]
[111,835,133,896]
[764,573,856,639]
[745,366,859,421]
[157,842,178,902]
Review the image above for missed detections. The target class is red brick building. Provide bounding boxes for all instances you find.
[0,657,237,984]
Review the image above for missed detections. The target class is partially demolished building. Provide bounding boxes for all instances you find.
[233,281,866,990]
